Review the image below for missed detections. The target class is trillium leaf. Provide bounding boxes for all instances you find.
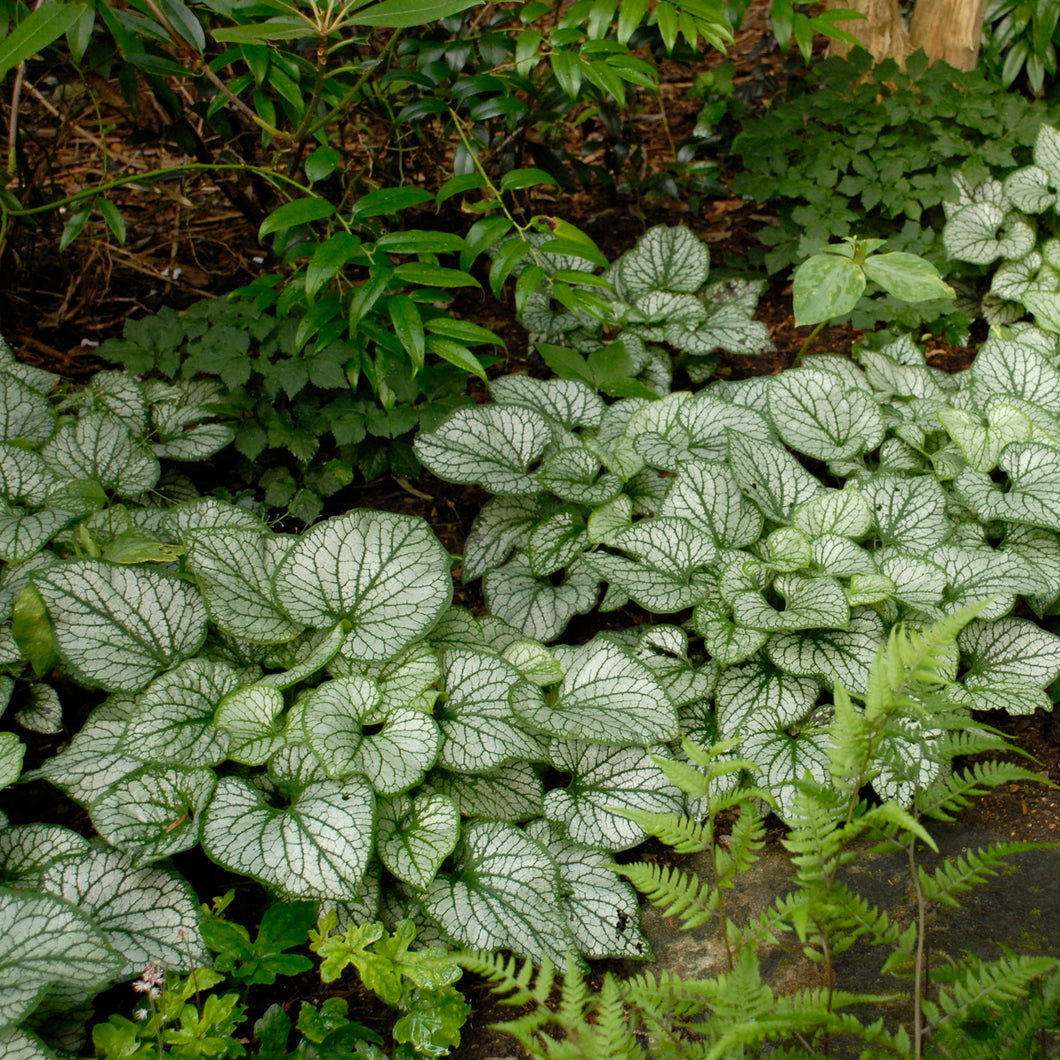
[0,824,89,886]
[767,608,885,695]
[544,741,682,851]
[739,727,831,821]
[534,446,622,505]
[90,765,217,866]
[273,510,451,661]
[528,510,587,578]
[862,475,949,553]
[428,762,543,822]
[463,495,550,582]
[488,376,605,431]
[202,774,375,900]
[727,430,824,523]
[436,648,544,773]
[38,700,145,804]
[732,575,849,632]
[186,530,304,644]
[769,369,884,461]
[424,820,569,965]
[302,675,440,794]
[715,659,819,738]
[34,560,208,692]
[376,792,459,890]
[614,225,710,297]
[43,413,159,497]
[513,638,678,746]
[0,887,122,1029]
[215,684,286,765]
[413,405,553,494]
[121,658,237,766]
[792,251,865,325]
[483,554,598,642]
[40,846,209,979]
[525,819,651,960]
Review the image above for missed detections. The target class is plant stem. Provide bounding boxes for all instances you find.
[793,321,826,368]
[909,839,928,1060]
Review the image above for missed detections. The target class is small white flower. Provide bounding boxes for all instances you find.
[134,1008,150,1022]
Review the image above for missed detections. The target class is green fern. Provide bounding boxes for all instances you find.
[916,759,1049,822]
[614,860,721,930]
[918,841,1056,908]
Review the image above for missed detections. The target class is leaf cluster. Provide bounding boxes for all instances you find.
[730,49,1053,325]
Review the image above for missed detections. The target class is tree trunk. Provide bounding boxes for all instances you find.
[824,0,910,64]
[823,0,988,71]
[909,0,989,70]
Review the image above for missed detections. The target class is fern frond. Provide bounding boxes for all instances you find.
[579,974,640,1060]
[619,808,712,853]
[917,759,1052,821]
[918,841,1052,907]
[616,861,719,929]
[555,952,589,1031]
[933,953,1060,1022]
[457,950,554,1006]
[726,802,766,874]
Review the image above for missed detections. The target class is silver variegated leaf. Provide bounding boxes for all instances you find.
[273,510,451,660]
[153,422,235,462]
[488,376,605,431]
[691,602,769,667]
[1004,164,1057,214]
[90,765,217,866]
[34,560,208,692]
[0,1024,61,1059]
[413,405,553,494]
[942,201,1034,265]
[376,792,459,891]
[938,405,1033,473]
[483,554,598,642]
[435,648,544,773]
[683,303,773,357]
[0,374,56,446]
[512,638,678,746]
[121,658,237,766]
[0,444,52,506]
[544,741,682,851]
[428,762,543,822]
[424,820,569,965]
[767,608,885,695]
[877,551,947,610]
[186,530,303,644]
[0,887,121,1029]
[0,824,89,886]
[727,430,824,523]
[739,726,832,821]
[39,846,209,978]
[731,574,849,632]
[15,683,62,734]
[792,487,872,539]
[959,616,1060,712]
[0,507,77,564]
[873,716,946,805]
[215,684,285,765]
[936,545,1040,620]
[614,225,710,297]
[525,818,651,960]
[168,497,266,538]
[0,734,21,790]
[42,413,159,497]
[971,336,1060,413]
[463,495,549,582]
[84,372,149,434]
[769,369,884,461]
[202,774,375,899]
[764,526,812,571]
[502,640,564,686]
[658,459,763,548]
[369,642,442,714]
[862,474,949,553]
[715,659,819,738]
[811,534,876,577]
[528,510,588,578]
[956,442,1060,532]
[1002,524,1060,613]
[535,446,623,505]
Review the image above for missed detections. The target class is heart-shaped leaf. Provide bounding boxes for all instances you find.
[377,792,459,890]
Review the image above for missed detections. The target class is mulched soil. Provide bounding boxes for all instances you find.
[3,2,1060,1055]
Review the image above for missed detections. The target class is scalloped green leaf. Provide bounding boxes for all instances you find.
[544,741,682,851]
[424,820,568,965]
[273,510,451,660]
[90,765,217,866]
[33,560,208,692]
[120,658,237,766]
[413,406,553,494]
[39,846,209,978]
[202,774,375,899]
[0,887,121,1029]
[512,638,678,746]
[377,792,459,890]
[435,648,544,773]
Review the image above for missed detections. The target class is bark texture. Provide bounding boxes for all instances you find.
[824,0,910,63]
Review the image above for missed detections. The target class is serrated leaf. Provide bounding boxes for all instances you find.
[202,774,375,899]
[42,413,159,497]
[121,658,237,766]
[512,638,678,745]
[414,406,553,494]
[424,820,569,964]
[544,741,682,851]
[377,793,459,890]
[614,226,710,297]
[215,684,285,765]
[525,819,650,960]
[33,560,208,692]
[863,475,949,553]
[658,459,763,548]
[428,762,543,821]
[769,368,884,461]
[0,887,121,1029]
[435,648,544,773]
[727,430,823,523]
[301,675,440,794]
[273,510,451,660]
[740,727,832,821]
[767,607,885,695]
[90,765,217,866]
[483,554,599,642]
[715,659,819,738]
